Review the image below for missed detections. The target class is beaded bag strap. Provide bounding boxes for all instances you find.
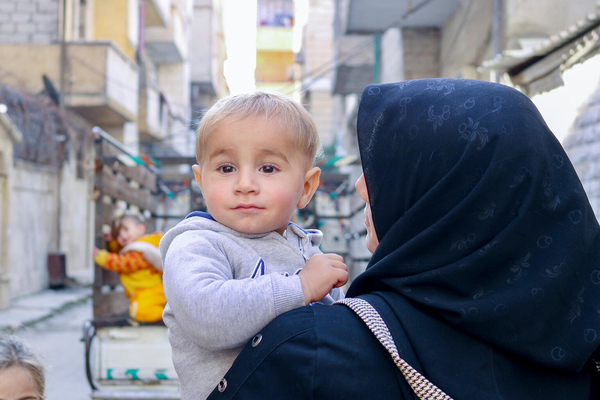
[335,298,454,400]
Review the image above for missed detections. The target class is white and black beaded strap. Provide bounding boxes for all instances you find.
[335,298,453,400]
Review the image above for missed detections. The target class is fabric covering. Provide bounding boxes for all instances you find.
[347,78,600,373]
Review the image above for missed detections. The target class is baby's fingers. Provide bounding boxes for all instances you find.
[333,268,349,287]
[330,260,348,271]
[324,253,345,262]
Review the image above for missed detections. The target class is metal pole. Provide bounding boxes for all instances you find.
[92,133,104,320]
[374,33,381,84]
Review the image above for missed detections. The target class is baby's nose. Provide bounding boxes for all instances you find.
[234,171,259,193]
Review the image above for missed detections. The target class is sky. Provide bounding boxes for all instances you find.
[221,0,257,94]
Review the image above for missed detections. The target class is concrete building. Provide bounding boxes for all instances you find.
[0,0,226,308]
[302,0,337,151]
[254,0,296,93]
[0,0,200,156]
[189,0,226,121]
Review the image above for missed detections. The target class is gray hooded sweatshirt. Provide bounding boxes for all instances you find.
[160,212,344,399]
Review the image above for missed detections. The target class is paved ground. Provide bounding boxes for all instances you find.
[18,298,93,399]
[0,268,93,332]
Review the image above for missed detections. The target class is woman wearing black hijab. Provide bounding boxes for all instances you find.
[207,79,600,399]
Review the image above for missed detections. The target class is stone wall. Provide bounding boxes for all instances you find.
[402,28,440,80]
[0,0,59,44]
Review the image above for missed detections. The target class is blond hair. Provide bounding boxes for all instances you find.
[0,333,45,397]
[196,91,321,165]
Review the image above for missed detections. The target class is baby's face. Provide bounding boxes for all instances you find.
[117,218,146,247]
[194,116,315,235]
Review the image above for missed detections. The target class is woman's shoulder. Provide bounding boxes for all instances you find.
[207,303,410,399]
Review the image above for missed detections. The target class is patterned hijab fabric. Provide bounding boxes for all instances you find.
[347,79,600,373]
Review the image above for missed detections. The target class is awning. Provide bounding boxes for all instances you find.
[479,12,600,96]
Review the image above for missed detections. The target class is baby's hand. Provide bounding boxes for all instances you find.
[298,254,348,305]
[93,247,100,257]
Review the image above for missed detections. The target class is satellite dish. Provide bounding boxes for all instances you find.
[42,74,60,105]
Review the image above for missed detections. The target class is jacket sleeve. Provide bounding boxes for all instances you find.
[94,250,152,273]
[330,287,345,301]
[162,231,306,351]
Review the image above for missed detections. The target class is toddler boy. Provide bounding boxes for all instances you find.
[94,210,166,323]
[160,91,348,399]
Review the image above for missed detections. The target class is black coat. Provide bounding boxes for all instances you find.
[208,294,593,399]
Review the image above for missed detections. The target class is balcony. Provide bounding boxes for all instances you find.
[341,0,459,34]
[66,42,139,125]
[333,0,460,95]
[256,26,293,51]
[145,7,187,63]
[0,42,138,126]
[143,0,171,27]
[138,80,164,141]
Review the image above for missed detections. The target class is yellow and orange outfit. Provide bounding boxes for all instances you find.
[94,232,166,323]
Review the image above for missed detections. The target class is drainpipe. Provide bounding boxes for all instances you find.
[374,33,381,84]
[138,0,145,60]
[57,0,68,253]
[491,0,502,83]
[59,0,67,108]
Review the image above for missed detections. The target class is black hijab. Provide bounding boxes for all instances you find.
[347,79,600,373]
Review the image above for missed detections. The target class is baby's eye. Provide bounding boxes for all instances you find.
[219,165,235,173]
[260,164,278,174]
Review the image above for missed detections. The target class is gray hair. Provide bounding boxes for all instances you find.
[0,333,45,397]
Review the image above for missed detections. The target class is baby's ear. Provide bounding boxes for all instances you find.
[192,164,203,193]
[298,167,321,209]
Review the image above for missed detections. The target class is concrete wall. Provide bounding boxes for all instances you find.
[57,153,95,279]
[0,0,60,44]
[304,0,336,149]
[439,0,493,79]
[158,61,194,155]
[0,120,17,309]
[190,0,213,83]
[9,160,59,299]
[93,0,138,59]
[0,114,93,306]
[6,155,93,301]
[380,27,403,84]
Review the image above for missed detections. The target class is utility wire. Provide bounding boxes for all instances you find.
[276,0,439,96]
